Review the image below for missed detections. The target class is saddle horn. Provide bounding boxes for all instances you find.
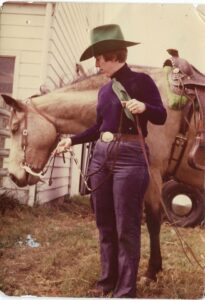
[167,49,179,57]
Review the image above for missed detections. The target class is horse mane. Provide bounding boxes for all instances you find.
[31,64,164,108]
[60,72,109,92]
[51,64,163,94]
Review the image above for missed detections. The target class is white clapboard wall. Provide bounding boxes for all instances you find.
[35,153,72,205]
[0,3,47,99]
[0,2,104,205]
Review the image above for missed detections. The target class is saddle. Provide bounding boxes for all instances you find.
[164,49,205,171]
[164,49,205,87]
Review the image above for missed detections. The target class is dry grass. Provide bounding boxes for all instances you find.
[0,193,204,298]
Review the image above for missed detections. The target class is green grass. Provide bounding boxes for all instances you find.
[0,194,204,298]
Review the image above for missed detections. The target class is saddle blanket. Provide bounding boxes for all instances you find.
[163,66,188,110]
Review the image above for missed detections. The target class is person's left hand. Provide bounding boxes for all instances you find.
[126,99,146,114]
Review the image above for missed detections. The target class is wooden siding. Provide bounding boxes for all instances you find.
[35,154,71,205]
[0,3,47,99]
[47,2,104,89]
[0,97,10,187]
[0,2,104,205]
[0,2,104,95]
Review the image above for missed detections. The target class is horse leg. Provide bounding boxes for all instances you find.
[143,169,163,281]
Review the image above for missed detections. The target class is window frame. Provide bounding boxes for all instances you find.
[0,50,20,97]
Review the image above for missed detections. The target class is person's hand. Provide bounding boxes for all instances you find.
[53,138,72,155]
[126,99,146,114]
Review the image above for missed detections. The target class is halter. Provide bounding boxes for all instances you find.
[20,98,60,184]
[19,97,119,190]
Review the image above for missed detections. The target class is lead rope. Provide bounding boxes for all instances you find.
[62,94,129,192]
[40,135,65,186]
[137,119,204,270]
[67,101,126,193]
[48,153,57,186]
[69,132,122,193]
[112,78,205,271]
[137,114,205,270]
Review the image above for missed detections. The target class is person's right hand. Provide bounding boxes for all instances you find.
[53,137,72,155]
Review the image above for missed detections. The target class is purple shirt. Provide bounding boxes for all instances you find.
[71,63,167,145]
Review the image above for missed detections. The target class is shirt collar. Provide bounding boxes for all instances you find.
[111,63,131,81]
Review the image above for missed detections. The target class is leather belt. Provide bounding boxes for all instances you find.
[100,131,142,143]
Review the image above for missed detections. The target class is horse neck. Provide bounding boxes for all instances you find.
[32,91,97,134]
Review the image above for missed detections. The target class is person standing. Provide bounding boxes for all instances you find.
[55,24,167,298]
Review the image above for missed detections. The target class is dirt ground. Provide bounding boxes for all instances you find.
[0,194,204,298]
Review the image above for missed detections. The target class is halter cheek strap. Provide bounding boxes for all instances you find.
[20,98,61,184]
[21,105,29,164]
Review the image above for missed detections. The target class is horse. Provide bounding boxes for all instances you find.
[1,50,205,281]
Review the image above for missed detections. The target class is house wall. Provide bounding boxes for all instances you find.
[46,2,104,88]
[0,2,104,204]
[0,2,104,97]
[0,3,47,99]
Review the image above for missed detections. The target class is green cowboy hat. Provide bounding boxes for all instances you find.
[80,24,140,61]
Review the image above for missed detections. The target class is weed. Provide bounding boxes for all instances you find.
[0,194,204,298]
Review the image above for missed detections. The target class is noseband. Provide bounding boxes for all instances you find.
[20,98,59,181]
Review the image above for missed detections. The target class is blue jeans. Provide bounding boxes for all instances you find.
[89,139,150,298]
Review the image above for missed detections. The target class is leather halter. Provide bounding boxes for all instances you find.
[20,98,59,181]
[164,49,205,172]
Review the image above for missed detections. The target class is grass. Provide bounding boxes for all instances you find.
[0,193,204,298]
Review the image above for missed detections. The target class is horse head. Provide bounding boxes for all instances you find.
[2,94,58,187]
[163,49,205,171]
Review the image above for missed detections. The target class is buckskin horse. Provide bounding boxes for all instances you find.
[1,50,205,281]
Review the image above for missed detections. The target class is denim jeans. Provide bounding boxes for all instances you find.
[89,139,150,298]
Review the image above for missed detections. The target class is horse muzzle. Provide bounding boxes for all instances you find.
[9,163,45,187]
[9,172,40,187]
[20,163,45,179]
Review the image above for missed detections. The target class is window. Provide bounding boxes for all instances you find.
[0,56,15,95]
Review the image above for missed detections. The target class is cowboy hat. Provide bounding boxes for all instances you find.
[80,24,140,61]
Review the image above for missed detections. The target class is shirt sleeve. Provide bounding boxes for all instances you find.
[70,93,102,145]
[70,122,101,145]
[139,73,167,125]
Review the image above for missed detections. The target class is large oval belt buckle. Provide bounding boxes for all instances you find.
[101,131,114,142]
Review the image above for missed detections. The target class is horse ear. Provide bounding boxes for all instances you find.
[1,94,26,112]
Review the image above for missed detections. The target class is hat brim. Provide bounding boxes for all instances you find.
[80,40,140,61]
